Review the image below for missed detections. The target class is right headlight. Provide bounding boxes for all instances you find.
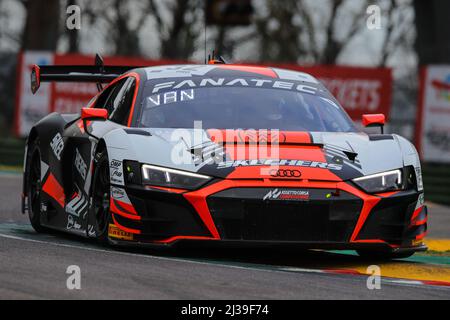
[141,164,212,190]
[352,169,403,194]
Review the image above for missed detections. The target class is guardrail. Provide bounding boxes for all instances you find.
[0,138,25,167]
[422,163,450,206]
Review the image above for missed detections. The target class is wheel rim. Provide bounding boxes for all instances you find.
[93,159,110,236]
[29,151,41,219]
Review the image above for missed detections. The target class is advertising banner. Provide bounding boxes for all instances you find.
[417,65,450,163]
[276,64,392,122]
[15,51,54,136]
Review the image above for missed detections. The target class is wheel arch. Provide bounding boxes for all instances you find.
[91,138,108,178]
[94,139,107,158]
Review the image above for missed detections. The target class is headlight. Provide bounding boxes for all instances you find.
[141,164,211,190]
[352,169,403,194]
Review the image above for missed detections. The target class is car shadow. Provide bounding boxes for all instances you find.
[116,242,417,271]
[7,222,417,271]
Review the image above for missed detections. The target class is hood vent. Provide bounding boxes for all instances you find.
[343,150,358,162]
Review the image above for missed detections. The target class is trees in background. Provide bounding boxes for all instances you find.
[0,0,417,67]
[151,0,203,59]
[414,0,450,65]
[21,0,60,50]
[249,0,415,66]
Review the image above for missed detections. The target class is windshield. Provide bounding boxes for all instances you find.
[137,78,356,132]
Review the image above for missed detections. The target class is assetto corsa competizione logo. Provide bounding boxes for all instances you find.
[263,189,310,201]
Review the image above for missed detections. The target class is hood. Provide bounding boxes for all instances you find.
[120,128,405,181]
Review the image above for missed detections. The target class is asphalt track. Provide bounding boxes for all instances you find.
[0,174,449,299]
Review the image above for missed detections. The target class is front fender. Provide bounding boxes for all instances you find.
[394,134,423,191]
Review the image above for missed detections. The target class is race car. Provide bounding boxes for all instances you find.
[22,57,427,259]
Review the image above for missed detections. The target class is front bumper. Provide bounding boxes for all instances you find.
[108,179,427,252]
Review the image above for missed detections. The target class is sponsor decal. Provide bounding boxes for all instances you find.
[110,159,124,185]
[111,186,125,199]
[263,188,310,201]
[151,77,319,95]
[67,215,82,230]
[269,169,301,178]
[74,148,87,180]
[415,193,425,210]
[50,133,64,160]
[147,89,195,108]
[108,224,133,241]
[217,159,342,170]
[111,170,122,180]
[110,159,122,168]
[87,224,96,237]
[65,189,87,217]
[415,166,424,191]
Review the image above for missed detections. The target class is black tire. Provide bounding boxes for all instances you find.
[26,139,47,233]
[90,152,111,244]
[356,249,415,260]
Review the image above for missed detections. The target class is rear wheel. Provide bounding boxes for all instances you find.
[356,249,415,260]
[26,139,46,233]
[91,152,111,244]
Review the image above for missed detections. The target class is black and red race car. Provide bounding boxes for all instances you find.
[22,58,427,259]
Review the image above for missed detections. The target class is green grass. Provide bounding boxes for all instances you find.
[0,165,22,173]
[416,250,450,257]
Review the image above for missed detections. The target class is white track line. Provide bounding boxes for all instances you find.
[0,232,296,275]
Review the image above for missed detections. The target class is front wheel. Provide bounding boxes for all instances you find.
[356,249,415,260]
[90,152,111,244]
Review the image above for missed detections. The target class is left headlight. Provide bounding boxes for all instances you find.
[141,164,212,190]
[352,169,403,194]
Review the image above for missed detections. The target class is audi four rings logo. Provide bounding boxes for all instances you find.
[269,169,302,178]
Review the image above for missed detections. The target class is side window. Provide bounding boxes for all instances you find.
[109,78,136,126]
[94,79,127,114]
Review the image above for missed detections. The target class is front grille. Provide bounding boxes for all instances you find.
[207,188,363,242]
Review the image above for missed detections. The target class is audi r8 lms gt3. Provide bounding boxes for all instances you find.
[22,59,427,259]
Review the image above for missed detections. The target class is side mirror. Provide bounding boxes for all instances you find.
[31,65,40,94]
[81,108,108,121]
[81,108,107,139]
[362,114,385,134]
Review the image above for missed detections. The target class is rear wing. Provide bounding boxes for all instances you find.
[30,54,142,94]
